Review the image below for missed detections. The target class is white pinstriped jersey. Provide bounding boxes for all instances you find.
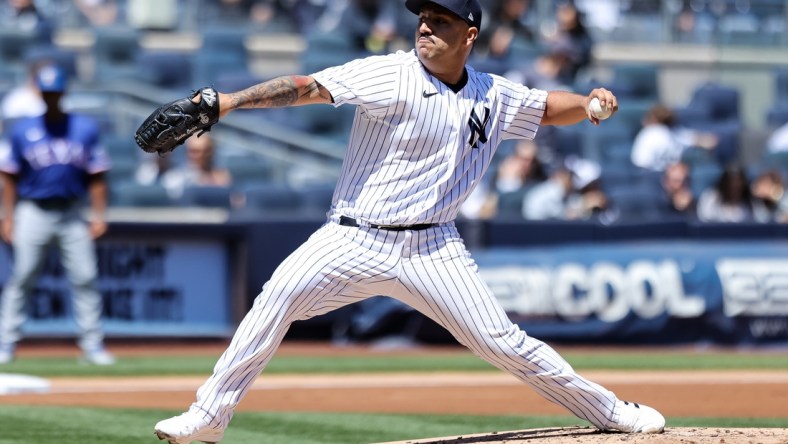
[311,49,548,226]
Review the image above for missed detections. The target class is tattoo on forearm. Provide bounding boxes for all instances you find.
[229,76,299,109]
[228,76,329,110]
[302,79,331,101]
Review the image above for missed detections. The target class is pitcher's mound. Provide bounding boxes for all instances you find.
[375,426,788,443]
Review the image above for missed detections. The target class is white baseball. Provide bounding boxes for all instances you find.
[589,97,612,120]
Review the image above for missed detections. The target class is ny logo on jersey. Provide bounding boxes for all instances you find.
[467,106,490,149]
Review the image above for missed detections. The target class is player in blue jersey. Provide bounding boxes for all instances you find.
[0,64,115,365]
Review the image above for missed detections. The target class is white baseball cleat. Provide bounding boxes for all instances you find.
[154,411,224,444]
[604,400,665,434]
[0,344,14,365]
[81,348,116,366]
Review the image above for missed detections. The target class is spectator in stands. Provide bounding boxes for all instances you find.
[541,1,593,85]
[750,168,788,223]
[523,156,606,221]
[631,104,719,172]
[504,41,576,91]
[317,0,402,54]
[497,139,547,188]
[198,0,274,26]
[134,153,176,187]
[657,161,696,219]
[161,133,232,200]
[696,163,754,223]
[672,0,716,44]
[0,60,48,128]
[0,0,53,42]
[460,139,547,219]
[474,0,535,60]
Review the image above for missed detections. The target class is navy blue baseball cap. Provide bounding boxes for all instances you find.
[35,64,68,93]
[406,0,483,30]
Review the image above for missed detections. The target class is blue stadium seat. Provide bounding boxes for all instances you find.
[221,155,274,187]
[111,183,172,207]
[689,162,723,198]
[296,182,336,215]
[679,82,741,124]
[102,133,139,162]
[766,104,788,128]
[200,25,249,62]
[240,182,303,214]
[192,50,248,90]
[105,158,138,185]
[134,50,192,89]
[553,127,583,158]
[92,26,141,83]
[496,188,529,220]
[579,122,634,162]
[0,28,42,68]
[607,184,663,222]
[610,63,660,101]
[179,185,234,209]
[775,66,788,101]
[680,146,716,168]
[25,45,79,80]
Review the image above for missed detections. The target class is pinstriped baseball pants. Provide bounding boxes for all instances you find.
[191,221,618,430]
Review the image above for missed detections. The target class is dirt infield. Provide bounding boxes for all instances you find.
[1,342,787,443]
[376,426,788,444]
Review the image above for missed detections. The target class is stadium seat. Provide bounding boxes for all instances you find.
[111,183,172,207]
[610,63,660,101]
[0,28,42,68]
[179,185,234,209]
[766,104,788,128]
[496,188,529,220]
[775,66,788,101]
[200,25,249,62]
[134,50,192,89]
[221,155,274,187]
[105,158,138,185]
[579,122,634,163]
[25,45,79,79]
[92,26,141,83]
[607,184,663,222]
[678,82,741,124]
[689,162,723,198]
[103,133,139,162]
[192,50,248,90]
[553,127,584,158]
[680,146,716,168]
[296,182,336,216]
[240,182,303,214]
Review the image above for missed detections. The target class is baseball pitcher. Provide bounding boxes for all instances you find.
[136,1,664,442]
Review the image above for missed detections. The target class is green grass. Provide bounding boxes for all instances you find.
[0,350,785,443]
[1,350,786,377]
[0,406,785,444]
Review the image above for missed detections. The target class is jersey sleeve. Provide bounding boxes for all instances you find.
[81,117,112,175]
[498,78,548,141]
[0,126,23,175]
[310,52,402,111]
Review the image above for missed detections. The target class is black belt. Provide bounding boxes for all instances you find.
[339,216,437,231]
[27,198,79,210]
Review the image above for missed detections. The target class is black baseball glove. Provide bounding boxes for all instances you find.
[134,87,220,155]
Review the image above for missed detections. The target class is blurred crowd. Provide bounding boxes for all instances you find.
[1,0,788,224]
